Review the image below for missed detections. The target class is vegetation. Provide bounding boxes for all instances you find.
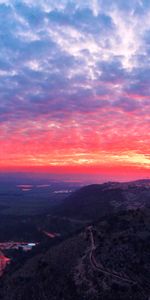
[0,180,150,299]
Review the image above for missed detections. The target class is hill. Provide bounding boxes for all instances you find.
[1,208,150,300]
[1,180,150,300]
[54,180,150,220]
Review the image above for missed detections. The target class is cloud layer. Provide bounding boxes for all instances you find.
[0,0,149,171]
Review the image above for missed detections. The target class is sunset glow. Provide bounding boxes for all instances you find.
[0,1,149,179]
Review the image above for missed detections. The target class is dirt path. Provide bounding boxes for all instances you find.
[87,226,137,285]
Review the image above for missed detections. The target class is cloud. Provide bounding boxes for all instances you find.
[0,0,149,169]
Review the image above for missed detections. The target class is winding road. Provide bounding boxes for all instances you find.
[87,226,137,285]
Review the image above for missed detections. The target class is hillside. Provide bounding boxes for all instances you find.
[0,181,150,300]
[54,180,150,220]
[1,207,150,300]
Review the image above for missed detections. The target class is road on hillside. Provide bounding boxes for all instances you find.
[87,226,137,285]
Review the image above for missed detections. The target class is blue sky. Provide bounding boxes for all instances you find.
[0,0,149,175]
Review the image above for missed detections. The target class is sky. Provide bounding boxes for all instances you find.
[0,0,150,180]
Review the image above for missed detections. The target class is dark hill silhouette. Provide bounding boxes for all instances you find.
[1,181,150,300]
[54,180,150,220]
[1,208,150,300]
